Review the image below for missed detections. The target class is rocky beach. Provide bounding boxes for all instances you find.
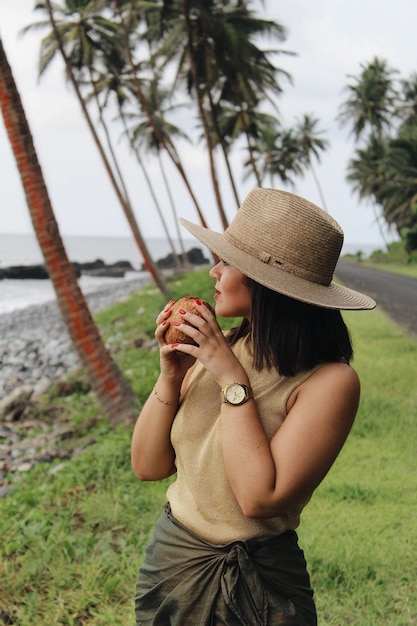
[0,247,209,398]
[0,275,154,399]
[0,275,155,492]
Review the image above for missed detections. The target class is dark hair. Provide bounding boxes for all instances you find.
[227,279,353,377]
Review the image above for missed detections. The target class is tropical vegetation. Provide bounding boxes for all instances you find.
[338,57,417,252]
[21,0,331,238]
[20,2,417,253]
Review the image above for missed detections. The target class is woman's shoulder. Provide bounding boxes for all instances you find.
[287,362,360,412]
[313,361,358,382]
[302,362,359,394]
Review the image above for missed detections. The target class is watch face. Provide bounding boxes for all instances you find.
[226,383,246,404]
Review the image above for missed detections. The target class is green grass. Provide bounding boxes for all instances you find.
[344,240,417,278]
[298,307,417,624]
[1,270,416,625]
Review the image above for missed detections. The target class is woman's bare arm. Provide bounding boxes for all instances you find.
[220,363,360,518]
[130,301,196,481]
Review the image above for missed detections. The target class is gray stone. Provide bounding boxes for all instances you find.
[0,385,34,418]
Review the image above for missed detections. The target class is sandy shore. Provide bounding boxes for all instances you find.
[0,276,152,399]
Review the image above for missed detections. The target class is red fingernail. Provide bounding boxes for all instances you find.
[195,298,202,305]
[162,320,167,326]
[173,322,180,326]
[171,343,179,348]
[179,309,186,315]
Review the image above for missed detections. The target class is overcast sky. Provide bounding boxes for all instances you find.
[1,0,416,248]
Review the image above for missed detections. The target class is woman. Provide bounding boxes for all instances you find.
[132,188,376,625]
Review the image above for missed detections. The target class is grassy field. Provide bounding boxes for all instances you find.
[1,268,416,625]
[344,240,417,278]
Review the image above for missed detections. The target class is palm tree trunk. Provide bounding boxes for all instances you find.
[182,0,229,230]
[309,160,329,213]
[120,114,183,270]
[157,152,192,268]
[240,110,262,187]
[0,37,137,426]
[207,90,241,209]
[372,201,389,249]
[44,0,169,296]
[89,72,182,269]
[115,0,210,233]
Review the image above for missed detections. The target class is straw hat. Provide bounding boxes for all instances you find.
[180,188,376,310]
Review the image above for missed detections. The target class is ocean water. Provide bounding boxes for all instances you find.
[0,233,198,314]
[0,233,379,315]
[0,233,198,269]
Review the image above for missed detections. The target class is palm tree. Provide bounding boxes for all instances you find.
[25,0,169,295]
[151,0,291,220]
[338,57,400,248]
[347,136,387,202]
[380,126,417,234]
[248,124,303,188]
[346,136,389,246]
[345,106,417,246]
[180,0,229,229]
[243,120,281,187]
[337,56,398,141]
[0,35,137,426]
[397,73,417,126]
[208,5,290,191]
[295,113,330,211]
[113,0,210,232]
[126,77,192,266]
[217,104,276,191]
[92,68,184,269]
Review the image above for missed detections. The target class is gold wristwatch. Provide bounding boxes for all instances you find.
[221,382,252,406]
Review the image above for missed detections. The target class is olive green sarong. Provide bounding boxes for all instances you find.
[135,505,317,625]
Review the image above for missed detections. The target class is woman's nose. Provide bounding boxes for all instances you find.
[209,262,221,279]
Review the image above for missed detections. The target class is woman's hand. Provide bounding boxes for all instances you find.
[165,299,249,389]
[155,300,196,383]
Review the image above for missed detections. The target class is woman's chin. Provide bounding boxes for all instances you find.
[215,304,237,318]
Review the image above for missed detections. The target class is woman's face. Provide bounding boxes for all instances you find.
[209,260,251,319]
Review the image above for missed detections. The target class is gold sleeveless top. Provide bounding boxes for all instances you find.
[166,336,319,544]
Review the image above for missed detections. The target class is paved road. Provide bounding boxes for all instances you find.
[335,260,417,338]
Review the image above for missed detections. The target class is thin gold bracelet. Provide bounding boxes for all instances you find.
[153,387,179,406]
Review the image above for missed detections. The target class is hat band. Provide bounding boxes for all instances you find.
[225,231,332,287]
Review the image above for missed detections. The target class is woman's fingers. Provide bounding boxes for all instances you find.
[155,300,176,343]
[155,320,169,343]
[156,299,175,325]
[175,308,222,343]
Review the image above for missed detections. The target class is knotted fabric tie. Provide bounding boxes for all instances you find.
[220,542,268,626]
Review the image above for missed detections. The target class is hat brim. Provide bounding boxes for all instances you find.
[180,218,376,311]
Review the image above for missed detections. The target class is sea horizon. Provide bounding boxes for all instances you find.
[0,232,384,315]
[0,233,201,315]
[0,232,384,269]
[0,233,199,270]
